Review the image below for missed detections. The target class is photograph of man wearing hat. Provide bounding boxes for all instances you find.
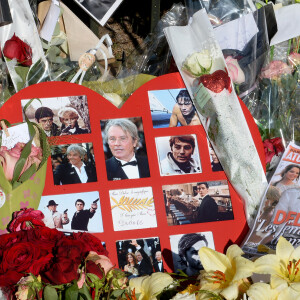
[43,200,69,229]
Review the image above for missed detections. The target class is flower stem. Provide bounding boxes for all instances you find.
[270,46,275,61]
[35,288,41,300]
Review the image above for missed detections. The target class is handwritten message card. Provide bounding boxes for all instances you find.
[109,186,157,231]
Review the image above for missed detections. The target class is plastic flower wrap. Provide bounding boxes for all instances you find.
[245,37,300,152]
[164,9,267,225]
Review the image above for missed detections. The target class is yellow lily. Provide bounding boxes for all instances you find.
[129,272,174,300]
[198,245,254,300]
[246,282,278,300]
[254,236,300,299]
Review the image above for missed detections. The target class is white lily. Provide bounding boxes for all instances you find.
[129,272,174,300]
[198,245,254,300]
[246,282,278,300]
[254,236,300,299]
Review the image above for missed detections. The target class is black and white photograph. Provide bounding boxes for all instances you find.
[207,140,223,172]
[163,180,234,225]
[148,88,201,128]
[116,237,162,278]
[74,0,123,26]
[38,191,103,233]
[51,142,97,185]
[170,232,215,276]
[155,135,202,176]
[21,96,91,137]
[101,117,150,181]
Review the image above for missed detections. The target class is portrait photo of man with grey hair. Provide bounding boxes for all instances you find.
[102,118,150,181]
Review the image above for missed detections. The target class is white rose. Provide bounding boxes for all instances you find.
[182,50,212,77]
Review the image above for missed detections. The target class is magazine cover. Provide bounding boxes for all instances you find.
[242,142,300,255]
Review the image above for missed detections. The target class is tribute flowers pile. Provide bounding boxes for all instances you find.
[0,208,132,300]
[2,207,300,300]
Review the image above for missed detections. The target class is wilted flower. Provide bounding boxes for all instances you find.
[0,142,42,182]
[15,275,42,300]
[182,50,212,77]
[3,34,32,67]
[129,272,174,300]
[198,245,254,300]
[261,60,293,80]
[107,268,128,289]
[225,56,245,85]
[88,251,114,275]
[254,236,300,298]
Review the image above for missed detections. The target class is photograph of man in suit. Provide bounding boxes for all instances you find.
[159,135,201,175]
[104,118,150,181]
[71,199,97,231]
[153,251,164,272]
[194,182,219,223]
[169,90,201,127]
[130,239,153,276]
[178,233,208,276]
[35,106,61,137]
[53,144,97,185]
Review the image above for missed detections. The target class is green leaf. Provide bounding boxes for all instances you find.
[44,286,59,300]
[15,65,29,90]
[78,283,92,300]
[109,289,126,299]
[65,284,79,300]
[17,163,37,183]
[51,37,65,46]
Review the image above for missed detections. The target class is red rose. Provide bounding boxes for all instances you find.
[8,208,45,232]
[0,270,24,287]
[3,34,32,67]
[30,252,53,275]
[26,226,64,248]
[55,236,86,262]
[0,242,43,287]
[0,230,27,255]
[72,232,108,256]
[42,257,80,285]
[263,137,284,164]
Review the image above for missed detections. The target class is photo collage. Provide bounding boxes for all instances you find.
[17,80,240,278]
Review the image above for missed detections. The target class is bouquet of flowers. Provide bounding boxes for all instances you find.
[0,208,133,300]
[164,8,267,224]
[0,102,50,234]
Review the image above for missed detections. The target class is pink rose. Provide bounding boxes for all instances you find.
[261,60,293,80]
[2,34,32,67]
[225,56,245,84]
[0,142,42,181]
[288,52,300,66]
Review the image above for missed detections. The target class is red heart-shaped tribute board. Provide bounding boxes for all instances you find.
[0,73,265,272]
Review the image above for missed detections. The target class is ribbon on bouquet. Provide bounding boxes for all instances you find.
[70,34,113,85]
